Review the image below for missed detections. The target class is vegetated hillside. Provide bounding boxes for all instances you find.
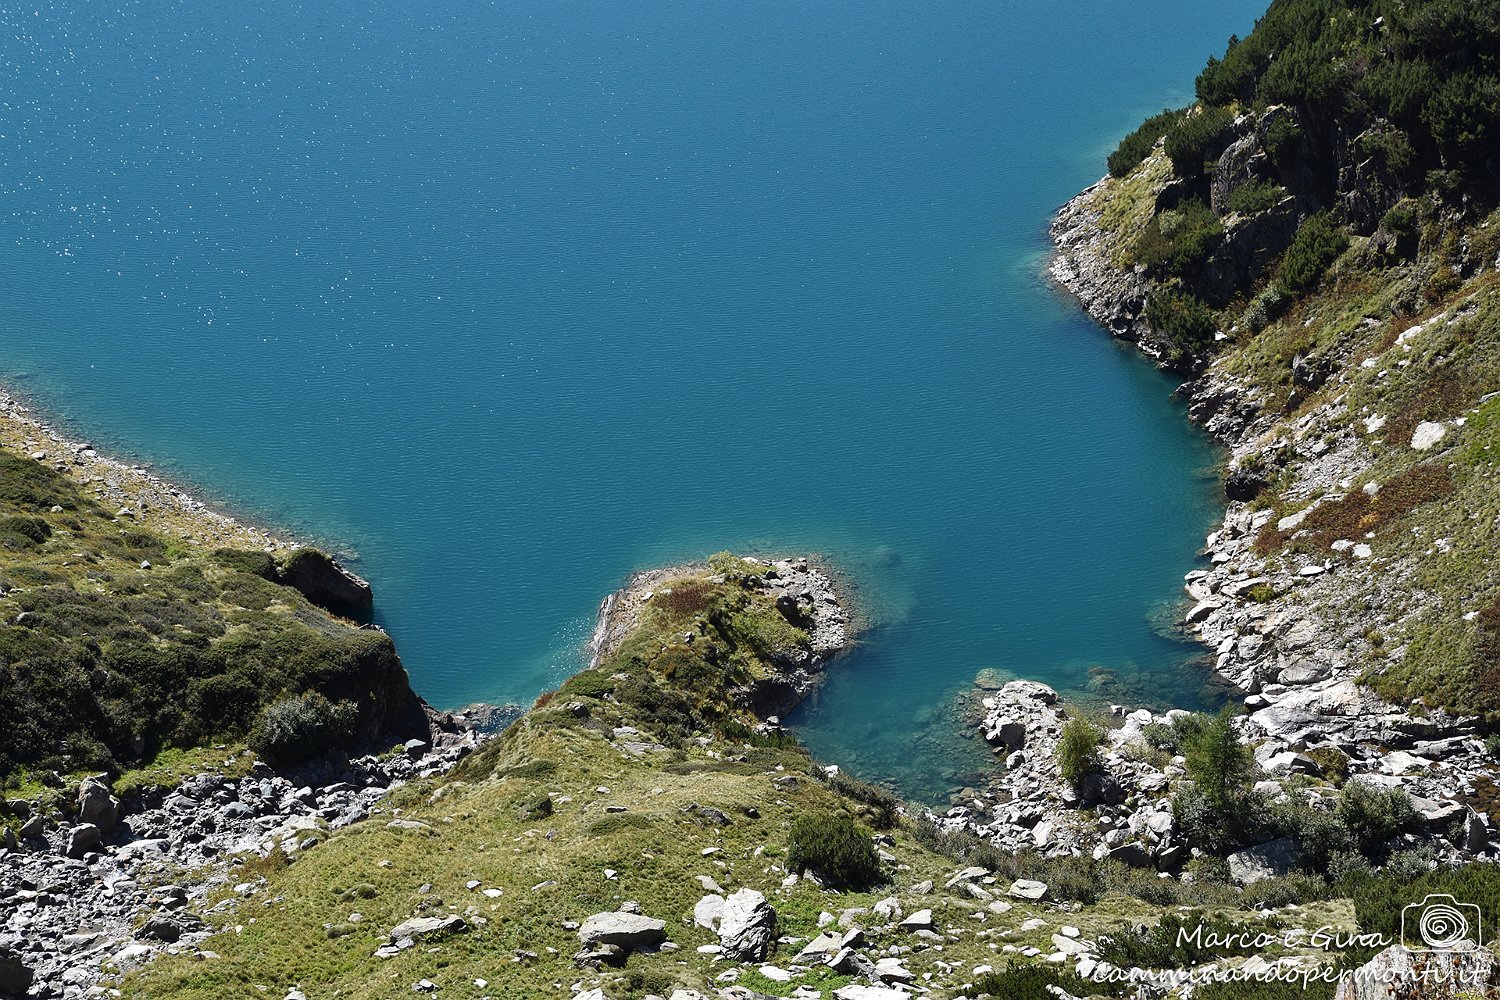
[1055,0,1500,718]
[0,445,427,785]
[114,558,1500,1000]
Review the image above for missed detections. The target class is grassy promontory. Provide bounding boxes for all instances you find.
[0,389,426,792]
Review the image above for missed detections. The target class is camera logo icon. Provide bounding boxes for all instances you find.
[1402,894,1483,951]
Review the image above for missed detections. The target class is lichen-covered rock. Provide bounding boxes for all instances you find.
[717,888,776,961]
[577,911,666,952]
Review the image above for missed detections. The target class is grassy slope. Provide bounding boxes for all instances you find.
[0,440,413,790]
[123,565,1367,1000]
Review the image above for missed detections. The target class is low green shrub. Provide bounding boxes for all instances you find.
[1097,911,1274,970]
[1241,285,1289,332]
[0,515,52,546]
[1055,718,1103,791]
[1277,212,1349,297]
[971,961,1106,1000]
[1108,107,1188,177]
[1226,178,1287,216]
[1336,782,1419,855]
[1135,199,1223,278]
[1163,105,1233,175]
[1194,978,1335,1000]
[249,691,359,766]
[786,812,883,890]
[822,770,902,830]
[1146,289,1219,363]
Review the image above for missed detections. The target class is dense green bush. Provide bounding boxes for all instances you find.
[1194,978,1336,1000]
[971,962,1105,1000]
[1134,199,1223,278]
[1277,212,1348,296]
[1163,105,1233,176]
[1272,798,1356,871]
[1263,114,1302,165]
[1108,107,1188,177]
[1336,782,1419,854]
[0,515,52,546]
[1241,285,1290,332]
[1146,289,1220,363]
[1190,0,1500,196]
[1350,862,1500,966]
[1055,718,1103,791]
[1097,911,1271,969]
[249,691,359,766]
[786,812,883,890]
[1226,178,1287,215]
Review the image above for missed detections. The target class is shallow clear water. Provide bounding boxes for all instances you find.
[1,0,1261,800]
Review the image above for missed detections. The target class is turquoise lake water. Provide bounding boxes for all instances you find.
[1,0,1262,800]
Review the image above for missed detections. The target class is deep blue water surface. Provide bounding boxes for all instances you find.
[1,0,1261,799]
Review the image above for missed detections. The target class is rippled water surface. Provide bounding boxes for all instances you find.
[2,0,1261,799]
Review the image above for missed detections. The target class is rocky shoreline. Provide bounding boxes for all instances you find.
[0,387,297,556]
[0,731,486,998]
[931,170,1499,875]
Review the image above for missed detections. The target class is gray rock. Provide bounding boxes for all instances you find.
[984,718,1026,751]
[0,946,33,999]
[692,894,725,930]
[577,911,666,952]
[65,823,102,859]
[1009,879,1048,901]
[1156,844,1190,870]
[794,931,843,962]
[1278,658,1332,686]
[139,915,183,943]
[1078,772,1124,806]
[1466,810,1491,855]
[78,776,120,832]
[390,915,467,944]
[718,888,775,961]
[897,908,934,932]
[1109,843,1153,868]
[1227,837,1298,884]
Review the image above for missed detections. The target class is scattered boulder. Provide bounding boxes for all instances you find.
[1227,837,1298,885]
[1008,879,1048,901]
[897,909,934,932]
[693,894,725,931]
[78,776,120,832]
[139,916,184,943]
[718,888,776,961]
[577,911,666,952]
[0,947,33,999]
[389,915,467,945]
[65,823,102,859]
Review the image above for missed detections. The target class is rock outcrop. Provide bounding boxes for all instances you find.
[276,548,374,618]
